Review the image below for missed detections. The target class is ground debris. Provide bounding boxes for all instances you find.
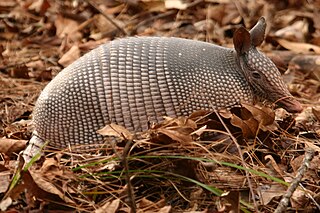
[1,0,320,212]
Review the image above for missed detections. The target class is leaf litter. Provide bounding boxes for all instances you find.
[1,0,320,212]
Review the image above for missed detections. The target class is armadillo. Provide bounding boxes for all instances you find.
[22,17,302,162]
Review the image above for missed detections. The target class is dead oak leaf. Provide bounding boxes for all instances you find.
[230,114,259,138]
[241,103,275,126]
[95,198,120,213]
[257,184,286,205]
[55,15,82,41]
[291,154,320,181]
[291,189,309,208]
[152,116,197,144]
[27,0,50,15]
[97,123,133,141]
[39,158,76,185]
[28,170,74,204]
[137,197,170,213]
[312,106,320,122]
[16,170,74,205]
[158,116,197,129]
[277,39,320,54]
[219,191,240,213]
[0,170,11,193]
[0,138,27,156]
[58,45,80,67]
[157,128,193,144]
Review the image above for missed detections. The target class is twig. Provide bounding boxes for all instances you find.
[133,10,177,33]
[85,0,127,36]
[274,148,315,213]
[107,124,136,212]
[211,107,259,212]
[298,183,320,210]
[132,0,203,34]
[122,139,136,213]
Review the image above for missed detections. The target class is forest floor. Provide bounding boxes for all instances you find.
[0,0,320,212]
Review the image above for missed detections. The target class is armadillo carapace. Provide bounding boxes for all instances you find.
[23,17,302,161]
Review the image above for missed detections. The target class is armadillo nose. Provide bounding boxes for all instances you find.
[277,97,303,113]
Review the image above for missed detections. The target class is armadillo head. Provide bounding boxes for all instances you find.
[233,17,302,113]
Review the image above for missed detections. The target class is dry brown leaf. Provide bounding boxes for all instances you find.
[95,199,120,213]
[92,14,124,38]
[9,65,29,79]
[291,189,309,208]
[17,169,71,205]
[54,15,82,41]
[140,0,166,12]
[241,103,275,126]
[27,0,50,15]
[0,170,11,193]
[289,55,320,80]
[219,109,233,119]
[103,3,126,15]
[97,123,133,140]
[40,158,63,179]
[304,141,320,152]
[153,205,171,213]
[312,106,320,122]
[160,116,197,129]
[277,39,320,54]
[291,154,320,182]
[189,110,211,120]
[274,20,308,41]
[137,197,169,212]
[0,0,16,7]
[219,191,240,213]
[0,138,27,156]
[139,197,158,209]
[28,170,74,204]
[230,114,259,138]
[58,45,80,67]
[152,116,196,143]
[79,38,110,51]
[175,117,197,129]
[39,158,76,185]
[307,155,320,179]
[257,184,286,205]
[26,60,45,70]
[157,128,193,143]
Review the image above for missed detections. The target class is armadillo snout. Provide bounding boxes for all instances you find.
[276,97,303,113]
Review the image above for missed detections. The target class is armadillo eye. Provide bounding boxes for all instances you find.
[252,71,261,79]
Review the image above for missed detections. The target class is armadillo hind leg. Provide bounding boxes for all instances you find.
[22,133,45,163]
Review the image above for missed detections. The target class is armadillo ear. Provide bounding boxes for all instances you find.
[249,17,266,47]
[233,27,251,55]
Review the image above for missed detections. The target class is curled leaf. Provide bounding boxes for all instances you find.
[97,123,133,140]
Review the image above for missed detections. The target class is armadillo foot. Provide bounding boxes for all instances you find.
[22,133,46,164]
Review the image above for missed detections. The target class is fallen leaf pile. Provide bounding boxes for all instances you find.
[1,0,320,212]
[0,104,319,212]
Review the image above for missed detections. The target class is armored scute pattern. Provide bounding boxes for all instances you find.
[32,37,253,149]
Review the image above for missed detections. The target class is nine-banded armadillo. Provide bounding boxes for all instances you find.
[23,17,302,162]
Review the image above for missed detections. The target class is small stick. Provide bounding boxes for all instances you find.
[274,148,315,213]
[211,106,259,212]
[85,0,127,36]
[122,138,136,213]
